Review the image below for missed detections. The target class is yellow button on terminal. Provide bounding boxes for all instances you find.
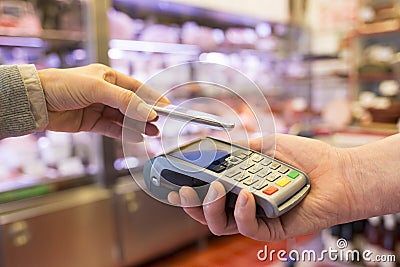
[276,177,291,187]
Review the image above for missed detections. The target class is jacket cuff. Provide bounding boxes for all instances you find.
[18,64,49,132]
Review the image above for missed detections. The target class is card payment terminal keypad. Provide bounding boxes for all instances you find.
[218,150,301,197]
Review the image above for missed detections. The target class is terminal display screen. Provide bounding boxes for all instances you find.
[169,139,234,170]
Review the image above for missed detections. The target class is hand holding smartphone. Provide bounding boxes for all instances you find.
[152,104,235,131]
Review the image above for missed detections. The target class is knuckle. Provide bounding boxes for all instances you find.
[120,89,133,103]
[103,68,117,84]
[239,228,256,239]
[88,64,117,84]
[238,225,257,240]
[234,213,255,238]
[120,90,134,113]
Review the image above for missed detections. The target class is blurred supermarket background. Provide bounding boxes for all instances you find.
[0,0,399,266]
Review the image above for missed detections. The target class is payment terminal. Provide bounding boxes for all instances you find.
[143,137,310,218]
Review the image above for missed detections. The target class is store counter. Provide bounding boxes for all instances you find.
[0,185,118,267]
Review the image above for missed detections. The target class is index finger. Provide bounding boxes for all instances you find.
[111,70,170,105]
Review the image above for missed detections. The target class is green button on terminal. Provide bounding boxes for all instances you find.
[287,170,300,179]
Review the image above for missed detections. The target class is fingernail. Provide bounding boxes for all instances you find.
[160,96,170,104]
[206,182,218,202]
[238,191,248,207]
[149,115,159,122]
[180,187,189,204]
[137,103,157,121]
[167,192,180,205]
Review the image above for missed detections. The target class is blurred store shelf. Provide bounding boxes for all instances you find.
[0,30,87,43]
[0,35,44,48]
[113,0,271,28]
[109,39,200,55]
[40,29,87,42]
[348,0,400,126]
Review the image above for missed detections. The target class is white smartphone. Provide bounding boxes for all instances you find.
[152,104,235,130]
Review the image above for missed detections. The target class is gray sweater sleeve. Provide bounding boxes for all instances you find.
[0,65,38,138]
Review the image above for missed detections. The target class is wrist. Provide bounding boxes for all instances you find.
[339,134,400,221]
[37,68,62,113]
[337,146,369,221]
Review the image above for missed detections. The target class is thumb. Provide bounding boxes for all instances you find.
[234,135,275,157]
[93,82,157,121]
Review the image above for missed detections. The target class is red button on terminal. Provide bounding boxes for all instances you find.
[263,186,278,195]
